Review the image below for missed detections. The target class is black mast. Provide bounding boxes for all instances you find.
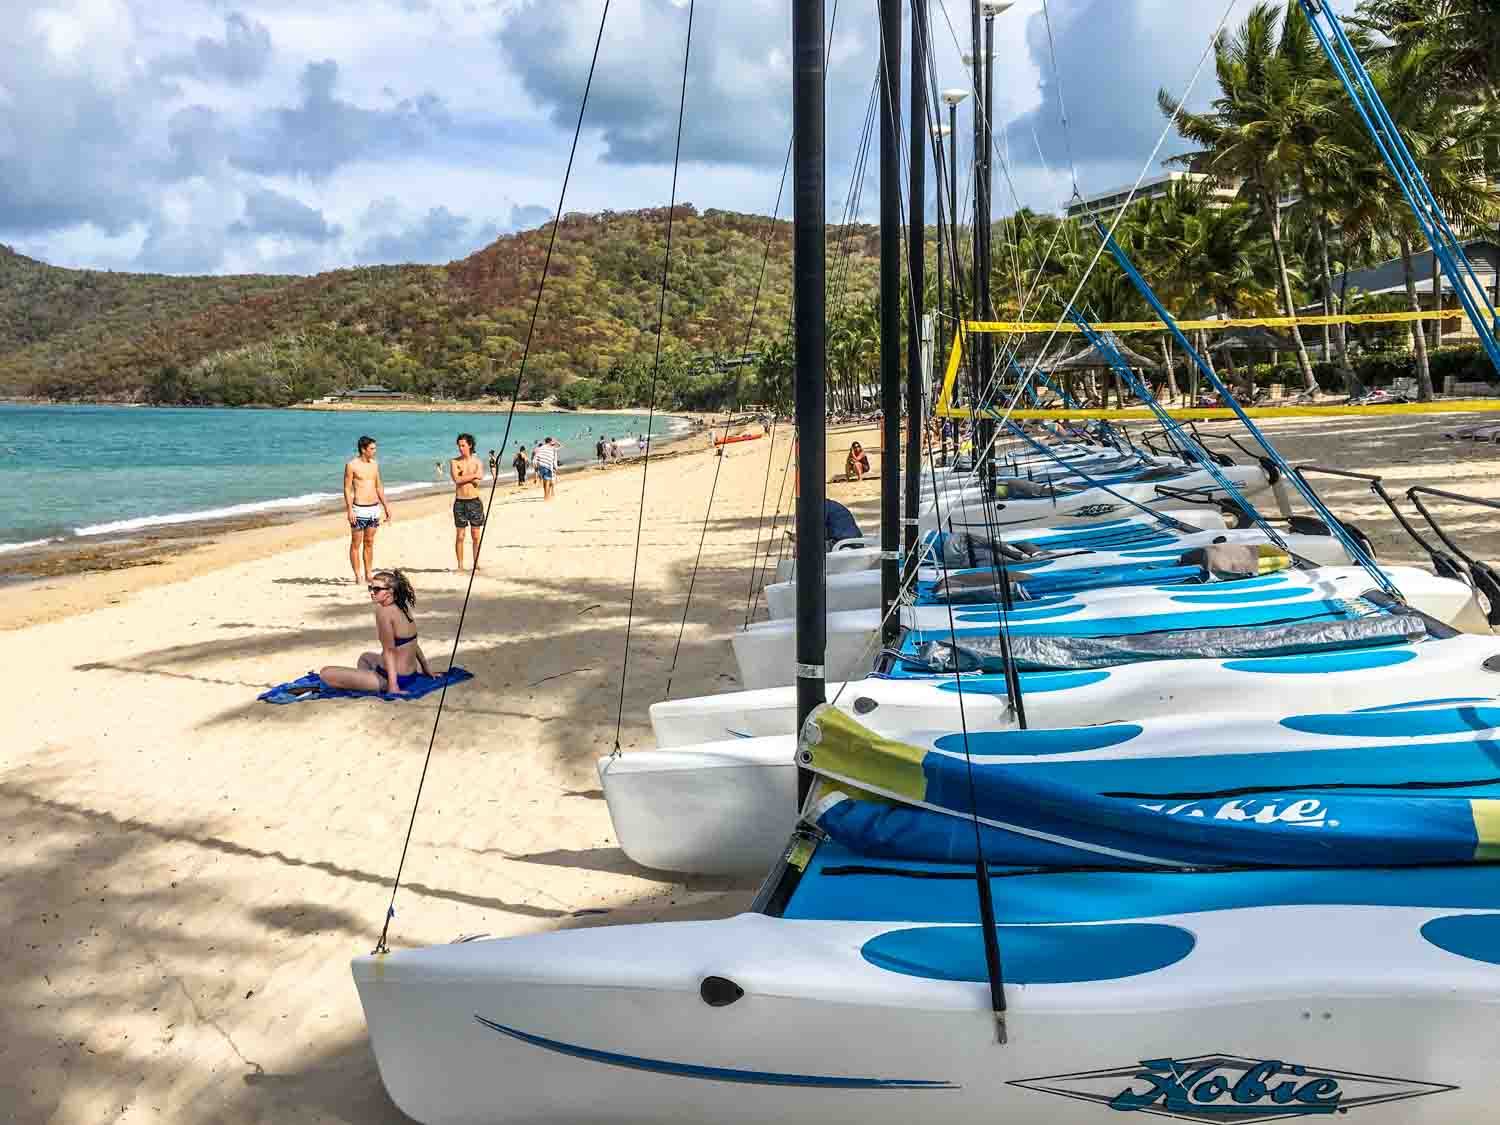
[878,0,902,645]
[903,0,927,565]
[792,0,826,807]
[969,0,992,486]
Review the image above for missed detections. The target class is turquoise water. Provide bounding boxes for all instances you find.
[0,404,677,550]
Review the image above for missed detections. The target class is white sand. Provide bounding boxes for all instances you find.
[1,413,1496,1123]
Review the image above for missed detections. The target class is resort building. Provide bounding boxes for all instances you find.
[1336,239,1499,346]
[335,384,409,400]
[1064,169,1298,219]
[1064,172,1240,219]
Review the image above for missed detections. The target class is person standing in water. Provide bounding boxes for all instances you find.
[450,432,485,573]
[513,444,530,487]
[344,435,391,585]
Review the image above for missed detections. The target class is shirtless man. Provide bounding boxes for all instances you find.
[450,432,485,572]
[344,435,391,584]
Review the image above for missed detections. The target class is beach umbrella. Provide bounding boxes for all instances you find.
[1045,332,1159,371]
[1207,326,1299,352]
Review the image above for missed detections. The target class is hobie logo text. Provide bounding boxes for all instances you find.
[1110,1058,1338,1115]
[1140,797,1334,828]
[1008,1052,1456,1122]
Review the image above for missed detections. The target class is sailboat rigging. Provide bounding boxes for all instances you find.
[352,1,1500,1120]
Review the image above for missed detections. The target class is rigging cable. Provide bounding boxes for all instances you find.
[612,0,696,755]
[816,0,1245,686]
[941,0,1243,461]
[372,0,614,955]
[1039,0,1081,201]
[1095,222,1402,599]
[663,128,798,697]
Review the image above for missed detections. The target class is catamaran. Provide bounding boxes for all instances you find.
[352,0,1500,1120]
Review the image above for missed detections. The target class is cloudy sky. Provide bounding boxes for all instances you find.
[0,0,1351,276]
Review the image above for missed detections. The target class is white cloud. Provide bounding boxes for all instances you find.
[0,0,1320,275]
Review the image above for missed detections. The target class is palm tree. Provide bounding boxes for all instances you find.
[1342,43,1500,398]
[1354,0,1500,98]
[1159,2,1333,392]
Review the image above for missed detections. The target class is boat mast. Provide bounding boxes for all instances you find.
[903,0,927,566]
[877,0,902,645]
[792,0,826,807]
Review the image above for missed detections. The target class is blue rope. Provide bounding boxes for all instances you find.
[1066,310,1281,543]
[1299,0,1500,376]
[1094,221,1402,599]
[1000,417,1202,534]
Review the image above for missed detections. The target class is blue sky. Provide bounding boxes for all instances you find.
[0,0,1354,275]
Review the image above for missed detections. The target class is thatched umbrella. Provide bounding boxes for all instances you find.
[1043,332,1157,409]
[1205,325,1300,398]
[1045,332,1160,372]
[1206,325,1299,352]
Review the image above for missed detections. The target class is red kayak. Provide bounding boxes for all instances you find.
[714,432,764,447]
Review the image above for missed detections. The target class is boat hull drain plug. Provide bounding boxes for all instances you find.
[700,976,744,1007]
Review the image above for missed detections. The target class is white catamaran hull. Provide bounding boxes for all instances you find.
[921,464,1271,535]
[762,529,1359,619]
[353,909,1500,1125]
[734,567,1482,691]
[657,630,1500,747]
[772,509,1231,584]
[611,629,1500,875]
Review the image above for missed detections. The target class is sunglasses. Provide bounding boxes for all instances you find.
[368,585,390,594]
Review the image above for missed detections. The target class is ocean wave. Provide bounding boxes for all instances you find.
[69,477,454,538]
[69,481,447,539]
[74,493,341,537]
[0,536,63,554]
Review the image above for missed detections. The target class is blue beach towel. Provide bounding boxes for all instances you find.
[258,667,474,704]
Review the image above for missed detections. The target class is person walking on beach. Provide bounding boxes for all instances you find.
[513,444,530,487]
[532,436,558,500]
[596,436,607,466]
[487,449,498,478]
[318,569,432,695]
[450,432,486,574]
[344,435,391,584]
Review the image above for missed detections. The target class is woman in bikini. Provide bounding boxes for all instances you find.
[845,441,871,481]
[318,569,432,695]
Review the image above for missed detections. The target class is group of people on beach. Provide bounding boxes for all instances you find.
[328,421,650,695]
[345,432,568,586]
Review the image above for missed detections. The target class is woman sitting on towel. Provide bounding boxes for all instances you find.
[319,569,432,695]
[845,441,871,481]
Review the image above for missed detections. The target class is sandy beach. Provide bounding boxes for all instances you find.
[3,412,1499,1123]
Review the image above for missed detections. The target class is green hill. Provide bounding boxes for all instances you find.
[0,206,880,409]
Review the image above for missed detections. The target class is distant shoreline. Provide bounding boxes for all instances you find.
[287,400,715,417]
[1,396,718,420]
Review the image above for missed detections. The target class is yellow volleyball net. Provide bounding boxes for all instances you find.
[932,309,1499,420]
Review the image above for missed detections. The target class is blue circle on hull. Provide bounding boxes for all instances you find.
[1281,707,1500,738]
[1420,914,1500,966]
[862,922,1196,983]
[936,723,1143,757]
[1170,588,1312,605]
[1223,649,1419,675]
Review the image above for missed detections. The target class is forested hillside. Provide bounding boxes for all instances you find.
[0,246,294,390]
[0,207,880,409]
